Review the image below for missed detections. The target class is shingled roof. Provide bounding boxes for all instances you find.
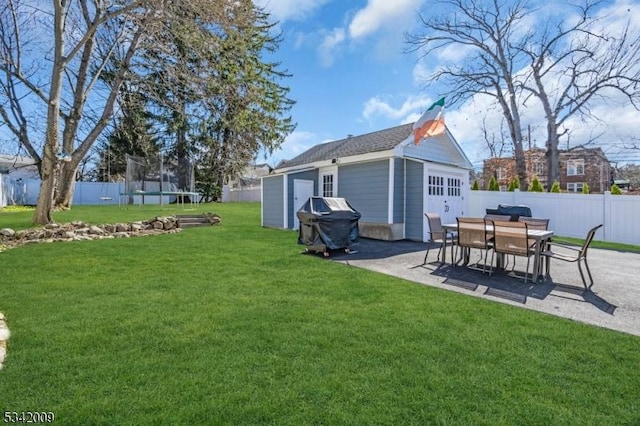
[276,123,413,169]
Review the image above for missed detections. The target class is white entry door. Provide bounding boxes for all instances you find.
[293,179,314,230]
[423,171,465,241]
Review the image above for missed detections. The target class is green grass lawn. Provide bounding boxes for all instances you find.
[1,203,639,424]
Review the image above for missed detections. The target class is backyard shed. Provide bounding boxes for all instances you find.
[261,123,474,241]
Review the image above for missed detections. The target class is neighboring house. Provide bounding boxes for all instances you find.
[222,163,272,202]
[0,154,38,179]
[483,147,613,193]
[261,123,474,241]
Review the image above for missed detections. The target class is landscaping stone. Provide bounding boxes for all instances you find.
[0,215,215,253]
[0,312,9,370]
[204,212,222,225]
[0,228,15,237]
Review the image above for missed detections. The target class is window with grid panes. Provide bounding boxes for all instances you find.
[534,161,545,176]
[322,174,334,197]
[567,182,584,192]
[567,160,584,176]
[447,178,461,196]
[428,175,444,196]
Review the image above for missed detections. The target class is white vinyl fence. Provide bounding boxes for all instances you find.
[469,190,640,246]
[0,175,35,207]
[221,185,261,202]
[2,179,125,206]
[0,175,7,207]
[1,180,203,207]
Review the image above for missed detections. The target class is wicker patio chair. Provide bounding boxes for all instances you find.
[541,224,603,289]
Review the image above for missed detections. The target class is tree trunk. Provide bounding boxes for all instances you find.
[498,89,528,190]
[33,144,57,224]
[54,161,78,209]
[32,1,66,225]
[533,72,560,191]
[546,124,560,190]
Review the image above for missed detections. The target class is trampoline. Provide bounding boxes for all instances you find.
[120,154,198,208]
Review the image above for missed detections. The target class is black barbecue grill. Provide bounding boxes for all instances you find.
[297,197,361,256]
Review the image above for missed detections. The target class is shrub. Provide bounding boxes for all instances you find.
[507,177,520,192]
[611,184,622,195]
[529,176,544,192]
[582,183,590,194]
[550,180,561,193]
[488,176,500,191]
[471,180,480,190]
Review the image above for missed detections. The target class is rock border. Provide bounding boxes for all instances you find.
[0,216,189,253]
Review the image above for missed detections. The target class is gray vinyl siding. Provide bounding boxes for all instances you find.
[262,175,285,228]
[393,158,404,224]
[405,160,424,241]
[338,160,389,223]
[287,170,318,228]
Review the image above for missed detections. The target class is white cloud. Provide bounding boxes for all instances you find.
[348,0,423,39]
[362,95,435,122]
[402,113,421,125]
[255,0,332,23]
[411,60,431,86]
[317,28,346,67]
[436,43,476,63]
[263,131,320,166]
[591,0,640,36]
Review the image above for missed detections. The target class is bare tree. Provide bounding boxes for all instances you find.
[0,0,155,223]
[481,114,510,158]
[519,0,640,187]
[406,0,533,189]
[0,1,236,224]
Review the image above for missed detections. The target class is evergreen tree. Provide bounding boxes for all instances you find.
[96,87,160,182]
[507,176,520,191]
[471,180,480,190]
[136,1,295,201]
[582,183,590,194]
[529,176,544,192]
[611,184,622,195]
[194,2,296,199]
[488,176,500,191]
[550,180,561,193]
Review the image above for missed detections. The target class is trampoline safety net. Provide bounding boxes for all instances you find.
[125,154,195,194]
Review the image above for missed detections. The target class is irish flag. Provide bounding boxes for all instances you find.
[413,97,445,145]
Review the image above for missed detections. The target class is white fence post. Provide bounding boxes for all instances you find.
[0,175,5,207]
[603,191,611,242]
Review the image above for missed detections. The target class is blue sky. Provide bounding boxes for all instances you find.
[1,0,637,170]
[256,0,640,169]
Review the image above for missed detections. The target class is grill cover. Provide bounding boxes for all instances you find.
[486,204,532,221]
[297,197,361,252]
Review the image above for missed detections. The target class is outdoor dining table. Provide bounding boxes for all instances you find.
[441,222,554,282]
